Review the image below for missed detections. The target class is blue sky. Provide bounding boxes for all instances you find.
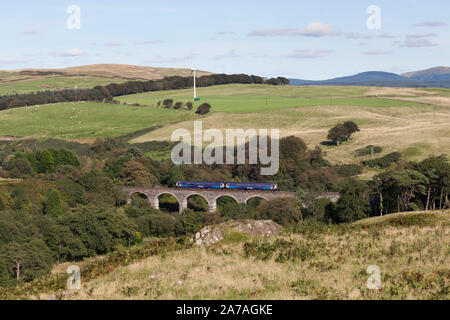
[1,0,448,79]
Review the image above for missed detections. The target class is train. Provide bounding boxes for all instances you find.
[175,181,278,191]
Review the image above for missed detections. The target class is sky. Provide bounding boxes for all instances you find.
[1,0,449,79]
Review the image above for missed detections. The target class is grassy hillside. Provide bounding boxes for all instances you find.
[0,64,213,95]
[0,101,198,140]
[27,210,447,300]
[0,84,449,163]
[0,76,129,95]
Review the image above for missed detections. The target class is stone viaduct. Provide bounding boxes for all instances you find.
[122,187,340,214]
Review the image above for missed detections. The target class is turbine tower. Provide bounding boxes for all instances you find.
[191,68,200,101]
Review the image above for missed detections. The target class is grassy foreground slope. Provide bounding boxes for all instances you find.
[42,210,448,300]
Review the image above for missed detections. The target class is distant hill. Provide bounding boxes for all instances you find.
[402,66,450,81]
[289,68,450,88]
[8,64,213,81]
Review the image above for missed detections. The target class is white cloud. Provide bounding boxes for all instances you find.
[104,41,121,47]
[362,50,393,55]
[23,30,39,35]
[144,54,198,64]
[396,33,438,48]
[216,31,235,35]
[215,49,239,60]
[0,58,30,64]
[249,22,334,37]
[135,40,162,45]
[287,50,333,59]
[52,48,85,57]
[414,21,448,27]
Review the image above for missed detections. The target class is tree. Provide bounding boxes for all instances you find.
[327,122,360,146]
[376,169,429,212]
[174,101,184,109]
[328,179,369,223]
[196,103,211,115]
[44,189,64,218]
[417,155,450,210]
[256,198,302,227]
[49,149,80,168]
[162,99,174,108]
[120,160,158,186]
[36,150,54,174]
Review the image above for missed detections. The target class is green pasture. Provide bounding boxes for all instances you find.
[117,84,427,113]
[0,101,198,139]
[0,76,128,95]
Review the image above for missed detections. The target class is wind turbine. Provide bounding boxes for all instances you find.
[191,68,200,101]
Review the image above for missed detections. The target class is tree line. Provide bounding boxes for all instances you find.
[0,74,289,111]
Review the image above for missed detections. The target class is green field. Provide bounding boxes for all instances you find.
[0,84,449,163]
[117,84,427,113]
[0,101,198,139]
[0,76,128,95]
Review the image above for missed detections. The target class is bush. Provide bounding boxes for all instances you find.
[336,164,363,177]
[162,99,174,108]
[136,214,177,237]
[363,152,401,168]
[195,103,211,115]
[355,145,382,157]
[173,102,184,109]
[220,202,255,220]
[256,198,301,227]
[186,101,193,110]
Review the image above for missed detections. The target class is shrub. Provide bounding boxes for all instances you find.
[136,214,177,237]
[186,101,193,110]
[195,103,211,115]
[355,145,382,157]
[162,99,174,108]
[256,198,301,227]
[44,189,64,218]
[173,101,184,109]
[363,152,401,168]
[336,164,363,177]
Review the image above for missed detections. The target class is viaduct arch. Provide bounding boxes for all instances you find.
[122,187,340,213]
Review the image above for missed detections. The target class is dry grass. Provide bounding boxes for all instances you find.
[364,87,438,97]
[14,64,212,81]
[60,211,449,300]
[132,103,450,164]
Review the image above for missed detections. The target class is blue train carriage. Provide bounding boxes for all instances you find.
[176,181,225,189]
[225,182,278,191]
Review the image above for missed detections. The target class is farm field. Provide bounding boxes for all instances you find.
[0,76,129,95]
[0,101,198,139]
[0,84,449,163]
[35,210,449,300]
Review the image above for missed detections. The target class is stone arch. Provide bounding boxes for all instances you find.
[156,192,180,213]
[127,191,151,205]
[183,193,211,213]
[214,194,241,204]
[245,196,267,207]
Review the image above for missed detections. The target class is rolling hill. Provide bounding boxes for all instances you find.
[402,66,450,81]
[15,64,213,81]
[0,64,213,95]
[289,68,450,88]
